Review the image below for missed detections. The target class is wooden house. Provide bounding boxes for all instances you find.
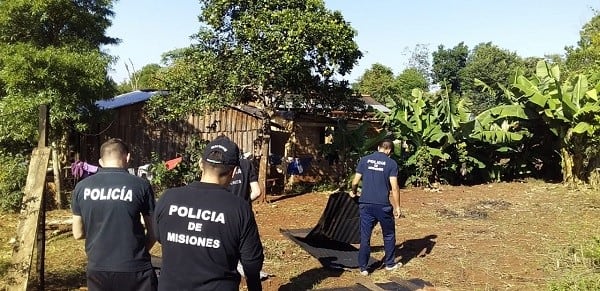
[77,90,264,167]
[75,91,390,194]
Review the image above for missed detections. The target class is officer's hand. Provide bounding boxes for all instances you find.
[393,208,402,219]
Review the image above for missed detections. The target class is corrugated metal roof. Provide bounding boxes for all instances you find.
[361,95,391,113]
[95,90,168,110]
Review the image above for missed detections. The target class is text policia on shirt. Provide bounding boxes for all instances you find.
[366,159,386,172]
[165,204,226,249]
[83,187,133,202]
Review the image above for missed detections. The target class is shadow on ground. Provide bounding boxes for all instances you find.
[278,267,344,291]
[371,234,437,265]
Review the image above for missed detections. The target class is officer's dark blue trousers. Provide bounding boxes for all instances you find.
[358,203,396,271]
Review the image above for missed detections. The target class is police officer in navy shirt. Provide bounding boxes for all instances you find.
[71,138,157,291]
[154,136,264,291]
[351,139,401,275]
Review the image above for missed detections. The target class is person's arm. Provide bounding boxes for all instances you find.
[239,209,264,291]
[248,161,261,201]
[72,215,85,239]
[249,181,262,201]
[350,173,362,197]
[142,214,157,251]
[389,176,401,218]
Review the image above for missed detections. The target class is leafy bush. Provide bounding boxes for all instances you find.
[0,151,28,212]
[150,137,208,196]
[403,146,437,187]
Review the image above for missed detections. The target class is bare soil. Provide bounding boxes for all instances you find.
[253,181,599,290]
[1,181,598,290]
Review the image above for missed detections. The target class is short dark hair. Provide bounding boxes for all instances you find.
[379,139,394,151]
[100,138,129,159]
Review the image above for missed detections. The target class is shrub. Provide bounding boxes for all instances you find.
[0,151,28,212]
[150,137,208,196]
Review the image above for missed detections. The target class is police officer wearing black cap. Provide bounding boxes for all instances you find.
[154,136,264,291]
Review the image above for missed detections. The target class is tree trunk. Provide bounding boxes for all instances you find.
[587,155,600,189]
[560,147,574,184]
[258,116,271,203]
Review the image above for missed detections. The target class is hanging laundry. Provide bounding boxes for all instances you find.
[82,162,99,176]
[164,157,183,170]
[287,157,313,175]
[138,164,152,181]
[71,161,99,180]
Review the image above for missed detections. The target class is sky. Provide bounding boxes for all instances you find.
[105,0,598,84]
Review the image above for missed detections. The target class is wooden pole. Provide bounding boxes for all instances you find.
[51,144,62,209]
[38,105,48,148]
[6,148,50,291]
[36,104,48,289]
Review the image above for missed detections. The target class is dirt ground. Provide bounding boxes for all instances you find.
[1,181,598,290]
[252,181,599,290]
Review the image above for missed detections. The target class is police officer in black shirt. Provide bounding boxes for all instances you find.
[154,136,264,291]
[229,154,261,204]
[71,138,157,291]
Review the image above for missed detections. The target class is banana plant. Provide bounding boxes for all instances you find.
[512,60,600,183]
[383,88,483,186]
[318,120,387,188]
[462,104,531,144]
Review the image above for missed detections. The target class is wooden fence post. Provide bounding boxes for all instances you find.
[6,148,51,291]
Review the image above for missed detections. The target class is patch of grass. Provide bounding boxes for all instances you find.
[549,237,600,290]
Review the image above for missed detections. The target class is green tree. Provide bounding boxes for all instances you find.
[148,0,363,189]
[150,0,362,118]
[0,0,118,48]
[431,42,469,93]
[461,42,524,114]
[0,0,116,149]
[117,63,163,93]
[404,43,431,85]
[393,67,428,101]
[354,63,395,103]
[565,13,600,79]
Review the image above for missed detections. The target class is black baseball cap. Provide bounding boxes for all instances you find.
[202,136,240,166]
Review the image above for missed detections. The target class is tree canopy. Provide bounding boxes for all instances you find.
[0,0,116,148]
[117,63,163,93]
[566,12,600,79]
[432,42,469,94]
[148,0,363,120]
[354,63,395,103]
[461,42,524,114]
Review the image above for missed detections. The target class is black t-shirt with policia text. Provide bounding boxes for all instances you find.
[154,182,264,291]
[71,167,155,272]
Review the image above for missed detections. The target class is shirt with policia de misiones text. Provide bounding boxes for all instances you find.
[71,167,155,272]
[154,182,264,291]
[356,151,398,206]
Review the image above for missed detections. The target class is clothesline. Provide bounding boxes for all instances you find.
[70,156,184,181]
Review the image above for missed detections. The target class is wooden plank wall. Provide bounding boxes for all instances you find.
[79,106,262,167]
